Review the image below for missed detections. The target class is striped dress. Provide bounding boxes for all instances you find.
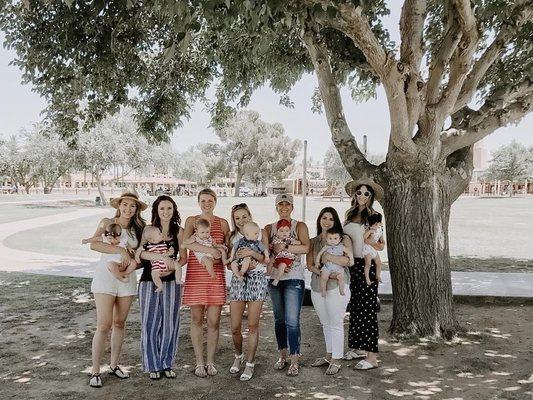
[183,216,226,306]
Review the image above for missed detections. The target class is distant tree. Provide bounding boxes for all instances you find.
[76,107,152,204]
[324,144,351,188]
[485,141,532,194]
[217,110,300,196]
[0,133,38,193]
[26,126,74,193]
[150,143,179,176]
[174,143,226,185]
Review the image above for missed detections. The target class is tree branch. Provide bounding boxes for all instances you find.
[441,85,533,157]
[332,3,417,154]
[446,145,474,202]
[436,0,479,119]
[301,29,376,179]
[425,11,462,105]
[453,0,533,113]
[400,0,427,134]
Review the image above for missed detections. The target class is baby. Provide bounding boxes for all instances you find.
[315,227,354,297]
[270,219,300,286]
[134,227,179,293]
[82,223,136,282]
[363,213,384,286]
[226,222,270,280]
[184,218,227,279]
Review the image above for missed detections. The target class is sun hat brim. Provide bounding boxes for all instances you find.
[110,192,148,211]
[345,178,384,203]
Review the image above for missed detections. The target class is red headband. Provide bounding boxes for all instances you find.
[276,219,291,229]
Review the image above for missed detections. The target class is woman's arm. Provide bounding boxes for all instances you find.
[321,235,352,266]
[175,227,187,268]
[181,215,221,257]
[363,229,374,245]
[287,221,310,255]
[89,218,129,258]
[372,235,386,251]
[306,240,321,275]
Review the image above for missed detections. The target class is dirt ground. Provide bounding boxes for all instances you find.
[1,272,532,400]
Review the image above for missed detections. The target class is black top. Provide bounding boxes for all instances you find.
[139,238,178,282]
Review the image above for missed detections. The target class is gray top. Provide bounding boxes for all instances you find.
[310,235,351,292]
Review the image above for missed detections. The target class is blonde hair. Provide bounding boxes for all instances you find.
[197,188,217,202]
[229,203,253,242]
[113,200,146,242]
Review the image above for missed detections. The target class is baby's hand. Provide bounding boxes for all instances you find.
[263,255,271,265]
[81,239,88,245]
[166,247,175,257]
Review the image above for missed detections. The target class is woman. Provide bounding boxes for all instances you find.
[88,189,147,388]
[265,193,310,377]
[343,179,385,370]
[182,188,230,377]
[138,195,186,379]
[227,203,269,381]
[306,207,352,375]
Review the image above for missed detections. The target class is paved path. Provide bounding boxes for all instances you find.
[0,208,108,277]
[0,208,532,299]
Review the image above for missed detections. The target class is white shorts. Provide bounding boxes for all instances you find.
[91,261,137,297]
[322,263,344,274]
[194,251,214,263]
[362,244,378,258]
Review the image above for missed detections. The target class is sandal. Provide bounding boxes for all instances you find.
[273,358,288,370]
[163,368,176,379]
[89,373,102,388]
[354,359,378,370]
[311,357,330,367]
[325,363,342,375]
[194,365,207,378]
[109,365,129,379]
[239,362,255,381]
[287,363,299,377]
[230,353,244,374]
[206,363,218,376]
[344,350,366,360]
[149,371,161,380]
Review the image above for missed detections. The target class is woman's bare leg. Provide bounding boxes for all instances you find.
[110,295,134,368]
[190,305,206,366]
[206,305,222,365]
[91,294,115,374]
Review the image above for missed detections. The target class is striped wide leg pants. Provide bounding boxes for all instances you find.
[138,281,182,372]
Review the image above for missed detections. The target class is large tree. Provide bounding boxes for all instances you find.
[485,141,533,193]
[2,0,532,338]
[217,110,300,196]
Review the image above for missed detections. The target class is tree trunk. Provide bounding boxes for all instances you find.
[382,167,460,339]
[234,166,243,197]
[96,175,107,205]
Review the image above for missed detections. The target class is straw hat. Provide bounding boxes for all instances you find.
[110,188,148,211]
[345,178,384,203]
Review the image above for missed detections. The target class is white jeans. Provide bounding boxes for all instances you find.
[311,286,351,359]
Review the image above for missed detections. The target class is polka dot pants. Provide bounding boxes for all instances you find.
[348,258,379,353]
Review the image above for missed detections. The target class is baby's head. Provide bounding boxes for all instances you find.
[242,222,260,241]
[326,226,343,246]
[368,213,382,229]
[276,219,291,240]
[195,218,211,240]
[104,223,122,246]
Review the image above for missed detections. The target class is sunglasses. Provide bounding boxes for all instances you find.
[356,190,371,197]
[105,231,121,238]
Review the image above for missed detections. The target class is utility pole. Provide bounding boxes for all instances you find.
[302,140,307,222]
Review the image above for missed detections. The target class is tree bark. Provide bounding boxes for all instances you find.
[381,165,460,339]
[95,175,107,205]
[234,165,243,197]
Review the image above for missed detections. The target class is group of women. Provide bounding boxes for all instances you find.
[87,180,384,387]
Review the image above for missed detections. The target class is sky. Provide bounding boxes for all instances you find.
[1,5,531,163]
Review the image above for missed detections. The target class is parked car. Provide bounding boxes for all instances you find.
[239,187,252,196]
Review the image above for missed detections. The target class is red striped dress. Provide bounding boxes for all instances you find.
[183,215,226,306]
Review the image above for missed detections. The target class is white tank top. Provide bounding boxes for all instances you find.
[343,222,365,258]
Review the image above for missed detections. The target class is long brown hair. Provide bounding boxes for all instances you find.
[114,200,145,243]
[151,195,181,244]
[344,184,376,226]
